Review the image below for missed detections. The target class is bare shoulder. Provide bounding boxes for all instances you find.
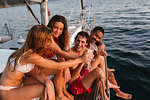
[49,37,61,53]
[22,50,42,64]
[67,47,73,53]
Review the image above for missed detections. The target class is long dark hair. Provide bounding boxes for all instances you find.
[47,15,69,50]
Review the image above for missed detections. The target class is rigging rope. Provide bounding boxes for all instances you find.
[104,56,110,99]
[23,0,40,24]
[94,77,105,100]
[68,0,77,20]
[27,7,38,25]
[93,55,110,100]
[88,0,93,28]
[3,0,13,38]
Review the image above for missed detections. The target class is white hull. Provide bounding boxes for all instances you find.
[69,20,91,48]
[0,37,25,50]
[0,36,11,43]
[0,49,15,73]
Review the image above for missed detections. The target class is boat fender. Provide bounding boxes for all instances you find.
[17,37,25,44]
[0,36,11,43]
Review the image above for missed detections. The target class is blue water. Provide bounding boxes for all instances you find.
[0,0,150,100]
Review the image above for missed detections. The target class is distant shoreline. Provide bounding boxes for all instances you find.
[0,3,37,8]
[0,4,24,8]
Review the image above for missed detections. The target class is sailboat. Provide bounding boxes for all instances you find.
[0,0,89,71]
[68,0,92,47]
[67,1,110,100]
[0,0,110,100]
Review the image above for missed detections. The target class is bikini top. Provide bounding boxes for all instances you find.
[42,37,58,59]
[10,55,35,73]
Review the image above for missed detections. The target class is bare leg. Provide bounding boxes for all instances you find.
[62,79,74,100]
[83,55,109,100]
[54,69,70,100]
[81,67,109,100]
[41,68,73,99]
[108,71,132,99]
[92,55,119,98]
[23,77,55,100]
[0,82,55,100]
[23,77,45,100]
[107,80,120,89]
[98,80,109,100]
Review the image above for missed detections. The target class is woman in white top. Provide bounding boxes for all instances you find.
[0,25,92,100]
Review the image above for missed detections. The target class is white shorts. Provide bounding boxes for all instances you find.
[0,85,18,90]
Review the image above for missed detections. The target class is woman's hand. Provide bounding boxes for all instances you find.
[44,79,55,100]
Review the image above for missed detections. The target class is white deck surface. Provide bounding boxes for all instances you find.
[0,49,15,73]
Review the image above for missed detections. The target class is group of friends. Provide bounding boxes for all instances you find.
[0,15,132,100]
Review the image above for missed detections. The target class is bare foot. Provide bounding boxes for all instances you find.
[107,81,120,89]
[56,94,70,100]
[64,92,74,100]
[66,94,74,100]
[63,90,74,100]
[116,92,132,99]
[68,95,74,100]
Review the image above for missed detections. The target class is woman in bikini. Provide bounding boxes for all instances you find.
[40,15,76,100]
[0,25,92,100]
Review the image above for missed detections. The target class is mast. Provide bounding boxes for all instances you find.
[89,0,95,29]
[40,0,49,26]
[80,0,85,22]
[26,0,49,26]
[80,0,86,31]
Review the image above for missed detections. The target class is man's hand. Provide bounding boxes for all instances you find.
[97,42,107,56]
[98,42,105,51]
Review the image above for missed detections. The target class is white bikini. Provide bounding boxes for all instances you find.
[0,85,18,90]
[10,56,35,73]
[0,54,35,90]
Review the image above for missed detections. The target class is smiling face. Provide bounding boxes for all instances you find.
[74,35,88,52]
[91,30,103,44]
[52,22,64,38]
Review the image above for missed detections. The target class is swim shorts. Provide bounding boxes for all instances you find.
[69,69,91,95]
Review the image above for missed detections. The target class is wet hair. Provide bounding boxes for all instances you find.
[92,26,104,35]
[47,15,69,50]
[75,31,91,47]
[8,25,52,71]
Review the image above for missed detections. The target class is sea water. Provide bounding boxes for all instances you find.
[0,0,150,100]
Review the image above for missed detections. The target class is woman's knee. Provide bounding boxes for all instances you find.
[54,74,64,85]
